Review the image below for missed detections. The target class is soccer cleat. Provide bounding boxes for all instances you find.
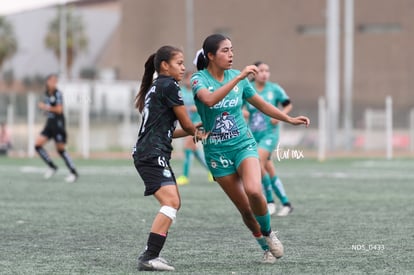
[44,167,57,179]
[277,205,293,217]
[177,175,189,185]
[262,250,277,264]
[264,231,284,258]
[267,203,276,215]
[65,173,78,183]
[138,256,175,271]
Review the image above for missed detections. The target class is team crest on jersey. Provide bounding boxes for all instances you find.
[163,168,172,178]
[210,111,240,142]
[267,92,274,100]
[191,79,199,89]
[49,96,56,103]
[233,85,239,93]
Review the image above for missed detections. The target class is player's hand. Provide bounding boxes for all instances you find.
[193,127,210,143]
[289,116,310,127]
[38,102,48,111]
[239,65,258,80]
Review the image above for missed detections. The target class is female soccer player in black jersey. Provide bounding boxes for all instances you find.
[35,74,78,183]
[133,45,203,271]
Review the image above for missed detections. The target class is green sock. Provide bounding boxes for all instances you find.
[271,176,289,205]
[183,149,192,177]
[262,173,274,203]
[255,235,269,251]
[193,149,208,170]
[255,213,271,235]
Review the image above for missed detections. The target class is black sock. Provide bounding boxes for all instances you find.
[141,232,167,261]
[261,229,272,237]
[35,146,57,169]
[283,202,291,207]
[58,150,77,175]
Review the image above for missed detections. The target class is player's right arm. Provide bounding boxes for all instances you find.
[195,65,258,107]
[172,105,196,138]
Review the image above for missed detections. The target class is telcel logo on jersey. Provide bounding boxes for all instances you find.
[211,97,239,109]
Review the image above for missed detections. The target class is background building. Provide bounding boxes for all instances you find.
[114,0,414,128]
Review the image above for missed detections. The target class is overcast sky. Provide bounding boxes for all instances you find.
[0,0,78,15]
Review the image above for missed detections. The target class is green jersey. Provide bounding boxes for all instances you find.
[245,81,290,140]
[191,69,257,152]
[181,85,201,123]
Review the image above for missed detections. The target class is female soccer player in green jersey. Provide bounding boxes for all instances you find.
[192,34,310,263]
[246,61,294,217]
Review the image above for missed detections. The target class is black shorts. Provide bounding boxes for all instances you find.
[41,121,67,143]
[133,154,176,196]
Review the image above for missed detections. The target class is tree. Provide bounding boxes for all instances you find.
[44,5,88,78]
[0,16,17,73]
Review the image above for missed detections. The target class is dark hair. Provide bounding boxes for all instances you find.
[196,34,230,71]
[254,61,264,67]
[45,73,58,81]
[45,73,58,91]
[135,45,182,111]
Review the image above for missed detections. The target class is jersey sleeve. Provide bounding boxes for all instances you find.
[55,90,63,105]
[273,83,289,106]
[241,78,256,100]
[191,72,209,96]
[164,81,184,107]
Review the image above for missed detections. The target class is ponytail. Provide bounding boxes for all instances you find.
[196,51,208,71]
[135,46,182,111]
[135,53,156,111]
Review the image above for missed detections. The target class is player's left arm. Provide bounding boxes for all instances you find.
[247,94,309,126]
[38,102,63,114]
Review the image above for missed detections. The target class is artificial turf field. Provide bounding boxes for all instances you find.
[1,156,413,274]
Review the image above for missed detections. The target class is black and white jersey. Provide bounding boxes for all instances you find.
[43,89,65,125]
[134,75,184,159]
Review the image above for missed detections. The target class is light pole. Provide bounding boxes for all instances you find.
[185,0,194,69]
[325,0,340,151]
[59,0,67,79]
[343,0,354,151]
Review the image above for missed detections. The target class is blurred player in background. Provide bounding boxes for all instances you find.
[176,71,213,185]
[245,61,293,217]
[192,34,310,263]
[34,74,78,183]
[0,121,12,156]
[133,46,205,271]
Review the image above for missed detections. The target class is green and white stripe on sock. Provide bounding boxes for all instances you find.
[262,173,274,203]
[271,176,289,205]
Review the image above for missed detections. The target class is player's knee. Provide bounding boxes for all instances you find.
[162,197,181,210]
[245,186,263,200]
[159,205,178,222]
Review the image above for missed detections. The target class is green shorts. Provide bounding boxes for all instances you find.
[256,132,279,155]
[205,142,259,178]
